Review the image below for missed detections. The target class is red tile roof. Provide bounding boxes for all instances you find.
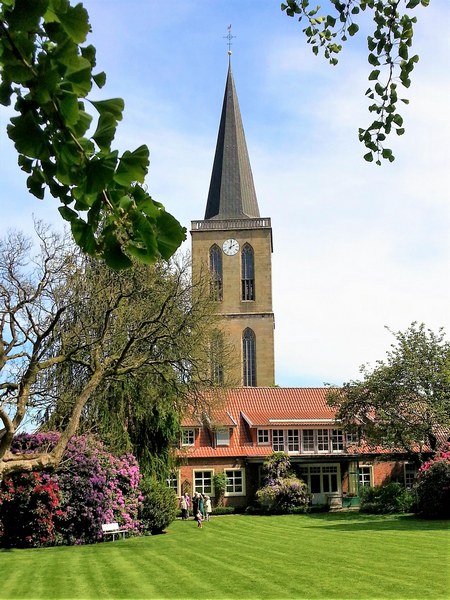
[179,387,343,459]
[178,387,434,460]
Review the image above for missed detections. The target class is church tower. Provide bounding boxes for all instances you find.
[191,60,275,387]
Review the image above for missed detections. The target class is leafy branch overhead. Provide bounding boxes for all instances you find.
[281,0,428,164]
[0,0,186,269]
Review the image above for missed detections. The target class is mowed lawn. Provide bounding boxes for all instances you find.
[1,513,449,600]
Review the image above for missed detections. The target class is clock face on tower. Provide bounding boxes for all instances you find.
[222,238,240,256]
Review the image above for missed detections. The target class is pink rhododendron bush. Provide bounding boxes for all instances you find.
[0,433,143,548]
[415,445,450,519]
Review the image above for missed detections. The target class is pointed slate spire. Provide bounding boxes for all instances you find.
[204,63,260,220]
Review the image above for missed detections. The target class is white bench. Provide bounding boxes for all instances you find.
[102,522,127,541]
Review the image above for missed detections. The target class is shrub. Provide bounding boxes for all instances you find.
[0,432,143,547]
[0,472,63,548]
[256,453,311,514]
[212,506,235,515]
[140,478,178,534]
[360,482,414,514]
[415,446,450,519]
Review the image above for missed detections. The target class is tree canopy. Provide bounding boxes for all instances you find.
[327,323,450,455]
[282,0,429,164]
[0,0,186,269]
[0,224,226,477]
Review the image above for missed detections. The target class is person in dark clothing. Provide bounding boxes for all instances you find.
[192,492,199,520]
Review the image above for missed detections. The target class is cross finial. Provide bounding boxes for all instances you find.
[224,24,236,57]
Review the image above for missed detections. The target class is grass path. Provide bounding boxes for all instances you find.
[1,513,449,599]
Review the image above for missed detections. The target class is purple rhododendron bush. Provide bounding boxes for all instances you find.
[0,433,143,547]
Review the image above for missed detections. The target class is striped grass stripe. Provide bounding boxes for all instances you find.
[1,513,449,599]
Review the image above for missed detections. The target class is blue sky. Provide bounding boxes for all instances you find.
[1,0,449,387]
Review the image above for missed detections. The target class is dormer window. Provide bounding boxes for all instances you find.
[257,429,269,445]
[182,429,195,446]
[216,428,230,446]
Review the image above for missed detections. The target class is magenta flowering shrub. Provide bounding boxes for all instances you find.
[0,472,63,548]
[415,444,450,519]
[0,432,143,547]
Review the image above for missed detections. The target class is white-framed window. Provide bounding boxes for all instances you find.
[302,429,315,453]
[331,429,344,452]
[182,429,195,446]
[194,470,214,495]
[216,428,230,446]
[345,431,359,445]
[166,471,179,496]
[299,463,340,495]
[225,469,245,496]
[257,429,269,445]
[287,429,300,453]
[359,465,372,488]
[322,465,339,493]
[404,463,417,489]
[272,429,285,452]
[317,429,330,452]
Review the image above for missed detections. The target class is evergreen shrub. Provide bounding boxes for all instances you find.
[212,506,235,515]
[359,482,414,514]
[140,478,178,534]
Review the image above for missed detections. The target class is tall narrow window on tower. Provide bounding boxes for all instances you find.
[241,244,255,301]
[209,244,223,301]
[210,330,224,385]
[243,328,256,386]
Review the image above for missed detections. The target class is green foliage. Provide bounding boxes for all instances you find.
[213,472,227,506]
[327,323,450,453]
[0,0,185,268]
[415,447,450,519]
[281,0,428,164]
[360,482,415,514]
[139,478,178,535]
[211,505,235,515]
[41,253,220,479]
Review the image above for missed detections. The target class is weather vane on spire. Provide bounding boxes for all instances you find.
[224,24,236,57]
